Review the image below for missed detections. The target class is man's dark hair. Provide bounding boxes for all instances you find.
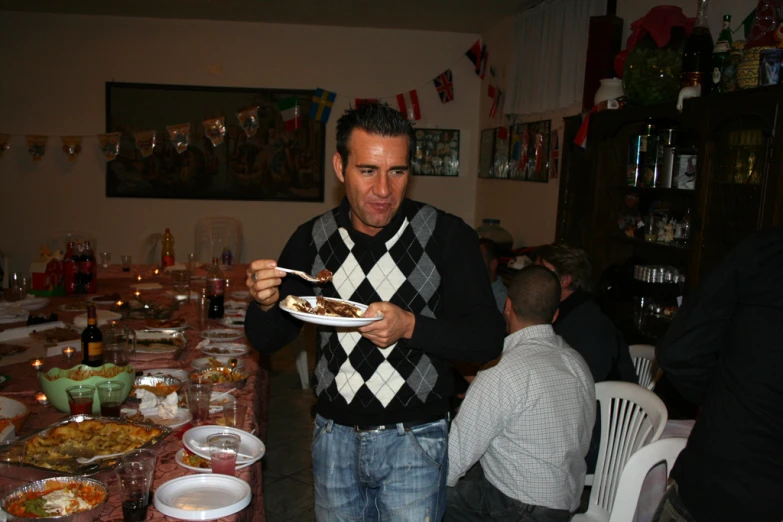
[335,102,416,172]
[479,238,500,262]
[508,265,562,324]
[534,243,594,293]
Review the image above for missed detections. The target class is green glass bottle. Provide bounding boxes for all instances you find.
[712,15,733,94]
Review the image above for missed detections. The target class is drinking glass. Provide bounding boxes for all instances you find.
[185,382,213,425]
[0,440,26,485]
[66,385,95,415]
[116,451,156,522]
[170,269,191,302]
[207,433,241,476]
[100,252,112,268]
[96,381,125,417]
[222,396,247,429]
[121,254,133,272]
[195,291,209,329]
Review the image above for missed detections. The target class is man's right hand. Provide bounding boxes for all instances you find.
[246,260,286,311]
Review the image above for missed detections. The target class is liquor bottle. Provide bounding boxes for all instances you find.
[681,0,714,93]
[82,306,104,367]
[81,240,97,294]
[161,228,175,268]
[63,241,77,296]
[711,15,733,94]
[206,258,225,319]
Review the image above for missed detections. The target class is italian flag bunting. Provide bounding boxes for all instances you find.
[278,97,301,131]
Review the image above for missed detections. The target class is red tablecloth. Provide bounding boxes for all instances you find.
[0,264,269,522]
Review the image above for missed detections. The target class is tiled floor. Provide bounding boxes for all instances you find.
[263,331,317,521]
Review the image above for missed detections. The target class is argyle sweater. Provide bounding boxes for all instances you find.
[245,198,505,425]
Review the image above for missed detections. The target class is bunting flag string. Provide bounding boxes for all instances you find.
[0,38,508,165]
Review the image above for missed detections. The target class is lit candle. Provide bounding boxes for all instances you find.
[116,300,124,307]
[62,346,75,361]
[31,358,43,371]
[137,274,143,282]
[36,392,49,405]
[134,290,141,299]
[153,268,160,276]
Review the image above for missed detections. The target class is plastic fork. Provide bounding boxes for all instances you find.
[75,452,126,464]
[277,267,331,283]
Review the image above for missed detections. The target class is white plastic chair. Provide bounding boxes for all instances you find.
[608,437,687,522]
[630,344,658,391]
[573,382,668,522]
[141,233,162,266]
[48,230,97,254]
[194,217,243,264]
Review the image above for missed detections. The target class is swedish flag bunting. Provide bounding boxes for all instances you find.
[433,69,454,104]
[310,88,336,123]
[396,90,421,121]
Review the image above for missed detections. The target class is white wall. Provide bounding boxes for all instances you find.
[0,12,481,274]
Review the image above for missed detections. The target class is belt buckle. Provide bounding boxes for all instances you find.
[353,424,387,433]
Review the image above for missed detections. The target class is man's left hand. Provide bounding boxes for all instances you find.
[358,302,415,348]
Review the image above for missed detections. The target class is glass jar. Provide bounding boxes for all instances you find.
[623,29,686,106]
[476,219,514,253]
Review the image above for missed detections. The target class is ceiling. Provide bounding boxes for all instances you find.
[0,0,539,33]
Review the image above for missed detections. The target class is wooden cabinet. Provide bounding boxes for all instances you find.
[558,87,783,343]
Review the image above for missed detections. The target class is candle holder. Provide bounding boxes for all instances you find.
[153,268,160,276]
[36,392,49,406]
[136,274,143,282]
[62,346,76,363]
[31,358,44,372]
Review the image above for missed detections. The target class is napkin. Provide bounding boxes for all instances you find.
[137,390,179,420]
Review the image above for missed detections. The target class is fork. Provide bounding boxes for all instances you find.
[277,267,329,283]
[76,452,126,464]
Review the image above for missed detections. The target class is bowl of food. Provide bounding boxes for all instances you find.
[133,375,183,398]
[190,368,250,390]
[39,364,135,415]
[0,396,30,433]
[1,476,109,522]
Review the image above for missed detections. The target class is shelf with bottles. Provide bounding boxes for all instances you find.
[615,186,696,196]
[613,233,690,251]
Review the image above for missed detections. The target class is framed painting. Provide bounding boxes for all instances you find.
[105,82,326,201]
[412,128,460,176]
[509,119,551,182]
[478,128,496,179]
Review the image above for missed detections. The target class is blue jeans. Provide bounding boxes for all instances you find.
[312,414,449,521]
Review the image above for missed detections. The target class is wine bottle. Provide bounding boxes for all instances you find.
[681,0,714,92]
[206,258,225,319]
[711,15,733,94]
[82,306,104,367]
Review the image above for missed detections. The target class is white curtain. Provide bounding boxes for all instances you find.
[506,0,605,116]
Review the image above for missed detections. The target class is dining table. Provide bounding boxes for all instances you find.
[0,262,270,522]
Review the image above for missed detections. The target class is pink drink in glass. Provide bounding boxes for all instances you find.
[210,452,237,476]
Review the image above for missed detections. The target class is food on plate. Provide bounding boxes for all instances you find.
[145,317,186,329]
[316,269,333,283]
[23,419,164,472]
[4,480,107,517]
[283,295,364,318]
[181,447,210,469]
[93,293,122,302]
[202,345,244,355]
[28,327,81,347]
[137,337,183,348]
[191,367,249,384]
[41,364,128,382]
[58,301,91,312]
[0,342,28,356]
[134,382,180,397]
[203,331,240,339]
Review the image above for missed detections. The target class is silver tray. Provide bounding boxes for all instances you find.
[134,329,187,356]
[3,415,172,477]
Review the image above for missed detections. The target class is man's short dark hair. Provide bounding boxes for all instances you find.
[534,243,594,293]
[508,265,562,324]
[479,238,500,262]
[335,102,416,172]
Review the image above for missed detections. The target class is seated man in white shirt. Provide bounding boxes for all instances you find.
[445,265,596,522]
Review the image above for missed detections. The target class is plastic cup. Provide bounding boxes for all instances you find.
[121,254,133,272]
[66,385,95,415]
[185,382,213,425]
[171,269,191,302]
[116,451,156,522]
[222,396,247,429]
[100,252,112,268]
[96,381,125,417]
[207,433,240,476]
[195,291,209,329]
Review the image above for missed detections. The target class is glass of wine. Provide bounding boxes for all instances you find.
[65,385,95,415]
[96,381,125,417]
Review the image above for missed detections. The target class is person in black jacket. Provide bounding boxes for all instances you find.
[534,243,637,473]
[244,102,505,521]
[653,228,783,522]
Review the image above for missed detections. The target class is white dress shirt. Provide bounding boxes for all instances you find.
[447,324,596,511]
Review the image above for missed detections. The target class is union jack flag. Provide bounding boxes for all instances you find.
[433,69,454,104]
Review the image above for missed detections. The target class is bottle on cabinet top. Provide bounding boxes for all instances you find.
[681,0,714,91]
[82,305,104,367]
[161,228,175,268]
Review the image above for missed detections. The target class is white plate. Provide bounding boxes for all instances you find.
[144,407,192,429]
[143,368,190,382]
[175,448,253,473]
[199,329,244,342]
[143,322,189,332]
[15,297,50,311]
[163,290,200,301]
[191,357,246,371]
[153,474,252,520]
[220,316,245,329]
[57,302,92,312]
[88,295,121,305]
[224,300,247,314]
[0,312,28,324]
[73,309,122,328]
[198,341,249,357]
[183,426,265,465]
[280,296,383,327]
[130,282,163,290]
[230,291,250,300]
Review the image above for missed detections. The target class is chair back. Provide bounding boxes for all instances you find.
[48,230,97,254]
[607,437,687,522]
[194,217,243,264]
[141,233,162,266]
[575,381,668,522]
[630,344,658,390]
